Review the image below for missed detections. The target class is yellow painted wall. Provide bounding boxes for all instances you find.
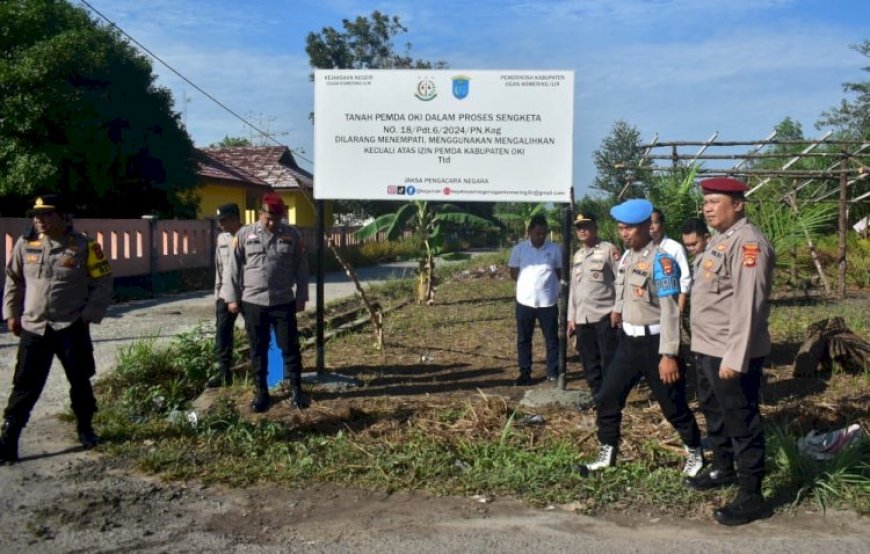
[279,191,333,228]
[196,184,247,220]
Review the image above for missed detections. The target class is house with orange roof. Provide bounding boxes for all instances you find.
[200,146,332,227]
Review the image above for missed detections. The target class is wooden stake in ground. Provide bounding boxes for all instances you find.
[327,237,384,350]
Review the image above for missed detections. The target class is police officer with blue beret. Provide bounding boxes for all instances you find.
[575,199,704,478]
[1,194,112,463]
[685,177,775,526]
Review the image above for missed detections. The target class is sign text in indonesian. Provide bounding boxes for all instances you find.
[314,70,574,203]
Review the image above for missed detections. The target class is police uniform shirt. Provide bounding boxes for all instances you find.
[2,231,113,335]
[223,222,310,307]
[567,240,620,324]
[690,217,774,373]
[614,242,681,356]
[214,231,233,300]
[508,239,562,308]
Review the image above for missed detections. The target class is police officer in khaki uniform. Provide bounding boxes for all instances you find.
[567,213,621,396]
[684,177,775,526]
[1,194,112,463]
[575,199,703,478]
[224,192,309,413]
[207,203,242,388]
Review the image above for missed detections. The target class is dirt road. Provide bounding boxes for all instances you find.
[1,267,868,552]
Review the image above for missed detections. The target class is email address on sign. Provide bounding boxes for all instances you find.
[445,189,562,197]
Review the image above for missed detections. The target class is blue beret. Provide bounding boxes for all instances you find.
[610,198,653,224]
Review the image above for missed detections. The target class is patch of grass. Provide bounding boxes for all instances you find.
[768,297,870,344]
[93,259,870,518]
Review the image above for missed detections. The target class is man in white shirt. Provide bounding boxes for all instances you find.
[651,209,691,313]
[508,215,563,385]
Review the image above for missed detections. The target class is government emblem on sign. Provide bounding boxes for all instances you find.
[452,76,470,99]
[414,78,437,101]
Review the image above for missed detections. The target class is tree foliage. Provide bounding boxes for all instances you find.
[0,0,199,218]
[647,166,703,239]
[305,10,446,72]
[305,11,446,219]
[592,120,653,199]
[210,136,252,148]
[816,40,870,138]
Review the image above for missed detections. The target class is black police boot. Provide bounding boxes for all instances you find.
[0,419,22,464]
[713,491,770,526]
[250,386,271,413]
[514,372,532,386]
[287,386,310,410]
[77,422,100,450]
[206,369,233,388]
[683,466,737,491]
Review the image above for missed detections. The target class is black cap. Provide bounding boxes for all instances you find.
[214,203,240,220]
[574,212,597,226]
[30,194,70,214]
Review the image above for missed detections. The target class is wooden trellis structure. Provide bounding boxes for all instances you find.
[617,132,870,298]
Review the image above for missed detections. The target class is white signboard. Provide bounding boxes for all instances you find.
[314,70,574,203]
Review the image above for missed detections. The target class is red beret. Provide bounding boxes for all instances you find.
[699,177,748,194]
[261,192,286,215]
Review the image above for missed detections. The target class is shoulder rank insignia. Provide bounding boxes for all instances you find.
[742,243,760,268]
[653,252,680,297]
[86,241,112,278]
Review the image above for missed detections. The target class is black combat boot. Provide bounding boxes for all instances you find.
[250,381,270,413]
[287,386,310,409]
[0,419,22,464]
[713,491,770,526]
[206,369,233,388]
[684,466,737,491]
[77,416,100,450]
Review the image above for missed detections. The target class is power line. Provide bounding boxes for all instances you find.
[77,0,313,167]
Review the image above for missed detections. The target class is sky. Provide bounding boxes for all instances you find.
[81,0,869,198]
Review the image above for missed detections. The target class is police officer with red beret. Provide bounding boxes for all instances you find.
[223,193,309,412]
[1,194,112,463]
[685,177,775,526]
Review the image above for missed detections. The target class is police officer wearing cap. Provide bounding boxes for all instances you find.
[575,199,703,478]
[1,194,112,463]
[223,192,310,412]
[207,203,242,388]
[567,213,621,396]
[684,177,775,526]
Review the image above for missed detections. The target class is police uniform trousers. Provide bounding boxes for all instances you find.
[516,302,559,378]
[596,331,700,448]
[215,299,239,374]
[696,354,765,495]
[575,315,619,396]
[4,319,97,426]
[242,302,302,387]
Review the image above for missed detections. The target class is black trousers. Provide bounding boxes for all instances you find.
[242,302,302,388]
[696,354,765,495]
[3,319,97,427]
[575,315,619,396]
[516,302,559,378]
[596,332,700,449]
[215,299,239,374]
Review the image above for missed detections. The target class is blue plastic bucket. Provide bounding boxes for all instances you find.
[266,330,283,387]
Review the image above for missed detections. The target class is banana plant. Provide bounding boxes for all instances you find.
[355,201,492,304]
